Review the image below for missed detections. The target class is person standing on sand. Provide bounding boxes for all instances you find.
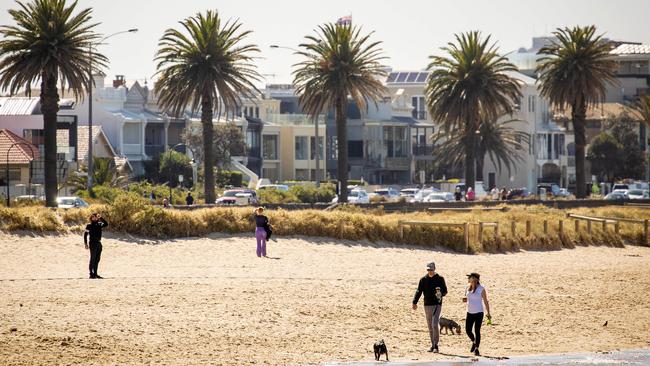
[253,207,270,257]
[84,213,108,279]
[412,262,448,353]
[463,272,491,356]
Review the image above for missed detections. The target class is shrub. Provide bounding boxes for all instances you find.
[258,189,300,204]
[216,170,243,188]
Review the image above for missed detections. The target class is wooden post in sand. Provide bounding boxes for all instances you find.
[511,221,516,236]
[559,220,564,235]
[478,223,484,243]
[615,222,620,234]
[587,220,592,234]
[575,220,580,233]
[543,220,548,234]
[602,220,607,231]
[399,220,404,239]
[464,222,470,253]
[526,220,531,236]
[494,222,499,239]
[645,219,649,245]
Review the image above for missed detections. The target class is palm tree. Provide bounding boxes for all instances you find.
[67,157,129,191]
[0,0,107,207]
[155,10,261,204]
[425,31,521,191]
[293,23,387,203]
[431,119,530,182]
[536,26,617,198]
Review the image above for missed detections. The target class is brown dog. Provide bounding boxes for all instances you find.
[439,317,461,335]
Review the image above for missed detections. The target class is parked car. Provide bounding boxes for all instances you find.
[537,183,560,196]
[332,188,370,204]
[506,188,531,200]
[56,196,89,209]
[258,184,289,192]
[424,192,455,202]
[400,188,420,200]
[627,189,648,200]
[371,187,400,202]
[605,191,629,201]
[612,183,629,191]
[216,189,258,205]
[14,195,44,202]
[555,188,572,198]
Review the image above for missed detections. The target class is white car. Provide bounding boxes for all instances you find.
[424,192,455,202]
[332,188,370,204]
[627,189,649,200]
[400,188,420,200]
[56,196,89,209]
[604,191,629,201]
[372,187,400,202]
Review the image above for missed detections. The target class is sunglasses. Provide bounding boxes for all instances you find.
[426,269,434,271]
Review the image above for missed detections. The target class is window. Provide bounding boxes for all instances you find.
[295,169,309,180]
[263,135,278,160]
[411,96,426,120]
[547,133,552,158]
[394,126,408,157]
[23,129,44,146]
[348,141,363,158]
[0,168,22,186]
[295,136,308,160]
[123,123,141,144]
[255,107,259,118]
[515,134,523,150]
[310,136,324,160]
[528,95,536,113]
[327,136,338,160]
[383,126,394,158]
[246,130,259,149]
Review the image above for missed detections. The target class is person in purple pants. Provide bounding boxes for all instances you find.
[253,207,269,257]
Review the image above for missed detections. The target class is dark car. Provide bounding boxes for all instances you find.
[507,188,531,200]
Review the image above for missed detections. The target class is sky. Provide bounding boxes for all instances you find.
[1,0,649,87]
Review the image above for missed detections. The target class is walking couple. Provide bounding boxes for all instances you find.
[412,262,491,356]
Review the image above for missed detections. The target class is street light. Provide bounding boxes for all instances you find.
[6,142,37,207]
[87,28,138,194]
[269,44,322,187]
[166,143,196,204]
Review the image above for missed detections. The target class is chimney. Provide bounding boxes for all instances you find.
[113,75,125,88]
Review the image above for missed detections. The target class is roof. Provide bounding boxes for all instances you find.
[0,129,40,164]
[553,102,642,121]
[610,44,650,55]
[0,97,40,115]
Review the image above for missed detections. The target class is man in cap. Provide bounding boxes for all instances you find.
[412,261,448,353]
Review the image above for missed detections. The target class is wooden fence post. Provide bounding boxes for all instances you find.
[543,220,548,234]
[587,220,592,234]
[559,220,564,236]
[495,222,499,239]
[399,221,404,239]
[511,221,516,236]
[575,220,579,233]
[526,220,531,236]
[602,221,607,231]
[645,219,649,245]
[478,223,484,243]
[464,222,470,253]
[615,222,620,234]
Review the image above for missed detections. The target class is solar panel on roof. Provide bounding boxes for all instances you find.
[386,73,398,82]
[406,72,418,82]
[416,72,429,82]
[396,73,407,82]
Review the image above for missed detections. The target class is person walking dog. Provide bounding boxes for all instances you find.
[412,262,448,353]
[463,272,491,356]
[84,213,108,279]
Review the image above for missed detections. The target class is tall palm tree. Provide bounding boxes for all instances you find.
[431,118,530,182]
[293,23,387,203]
[536,26,617,198]
[0,0,106,207]
[425,31,521,191]
[155,10,260,204]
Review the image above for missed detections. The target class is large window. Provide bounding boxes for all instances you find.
[327,136,338,160]
[123,123,141,144]
[295,136,308,160]
[411,96,426,120]
[310,136,324,160]
[262,135,278,160]
[394,126,408,157]
[348,140,363,158]
[383,126,394,158]
[0,168,21,186]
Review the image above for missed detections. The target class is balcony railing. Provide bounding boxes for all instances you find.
[123,144,141,155]
[412,110,427,120]
[412,144,434,156]
[145,144,165,156]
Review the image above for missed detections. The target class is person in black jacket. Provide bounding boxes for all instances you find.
[84,213,108,279]
[412,261,448,353]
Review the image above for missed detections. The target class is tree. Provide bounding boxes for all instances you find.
[536,26,617,198]
[183,122,246,169]
[431,119,529,182]
[293,23,387,203]
[425,31,521,191]
[159,150,193,188]
[155,10,260,204]
[587,132,622,183]
[67,157,128,191]
[605,113,646,180]
[0,0,107,206]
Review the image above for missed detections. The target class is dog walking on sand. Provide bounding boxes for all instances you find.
[412,261,448,353]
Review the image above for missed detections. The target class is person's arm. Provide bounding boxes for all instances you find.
[99,217,108,228]
[83,226,89,249]
[482,288,491,318]
[412,278,423,309]
[440,277,448,297]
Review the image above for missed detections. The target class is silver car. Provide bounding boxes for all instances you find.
[56,196,89,209]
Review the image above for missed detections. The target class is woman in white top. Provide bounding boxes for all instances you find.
[463,273,491,356]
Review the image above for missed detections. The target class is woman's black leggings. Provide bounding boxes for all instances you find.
[466,312,484,347]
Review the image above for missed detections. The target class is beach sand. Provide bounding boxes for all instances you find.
[0,233,649,365]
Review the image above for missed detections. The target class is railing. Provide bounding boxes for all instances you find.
[145,144,164,156]
[122,144,141,155]
[412,144,434,156]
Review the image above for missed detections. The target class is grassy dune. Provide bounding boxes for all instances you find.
[1,194,648,252]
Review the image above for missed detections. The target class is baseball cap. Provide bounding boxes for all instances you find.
[426,262,436,271]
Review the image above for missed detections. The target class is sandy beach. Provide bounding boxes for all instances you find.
[1,233,649,365]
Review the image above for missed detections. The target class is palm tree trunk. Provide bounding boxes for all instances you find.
[336,95,348,203]
[476,151,485,183]
[464,129,476,191]
[572,98,587,198]
[40,71,59,207]
[201,94,215,204]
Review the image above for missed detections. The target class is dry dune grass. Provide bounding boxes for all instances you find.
[1,194,649,252]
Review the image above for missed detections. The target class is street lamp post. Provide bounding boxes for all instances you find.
[6,142,37,207]
[269,44,321,187]
[87,29,138,194]
[166,143,196,204]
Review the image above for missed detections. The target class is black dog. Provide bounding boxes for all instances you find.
[373,339,389,361]
[439,317,462,335]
